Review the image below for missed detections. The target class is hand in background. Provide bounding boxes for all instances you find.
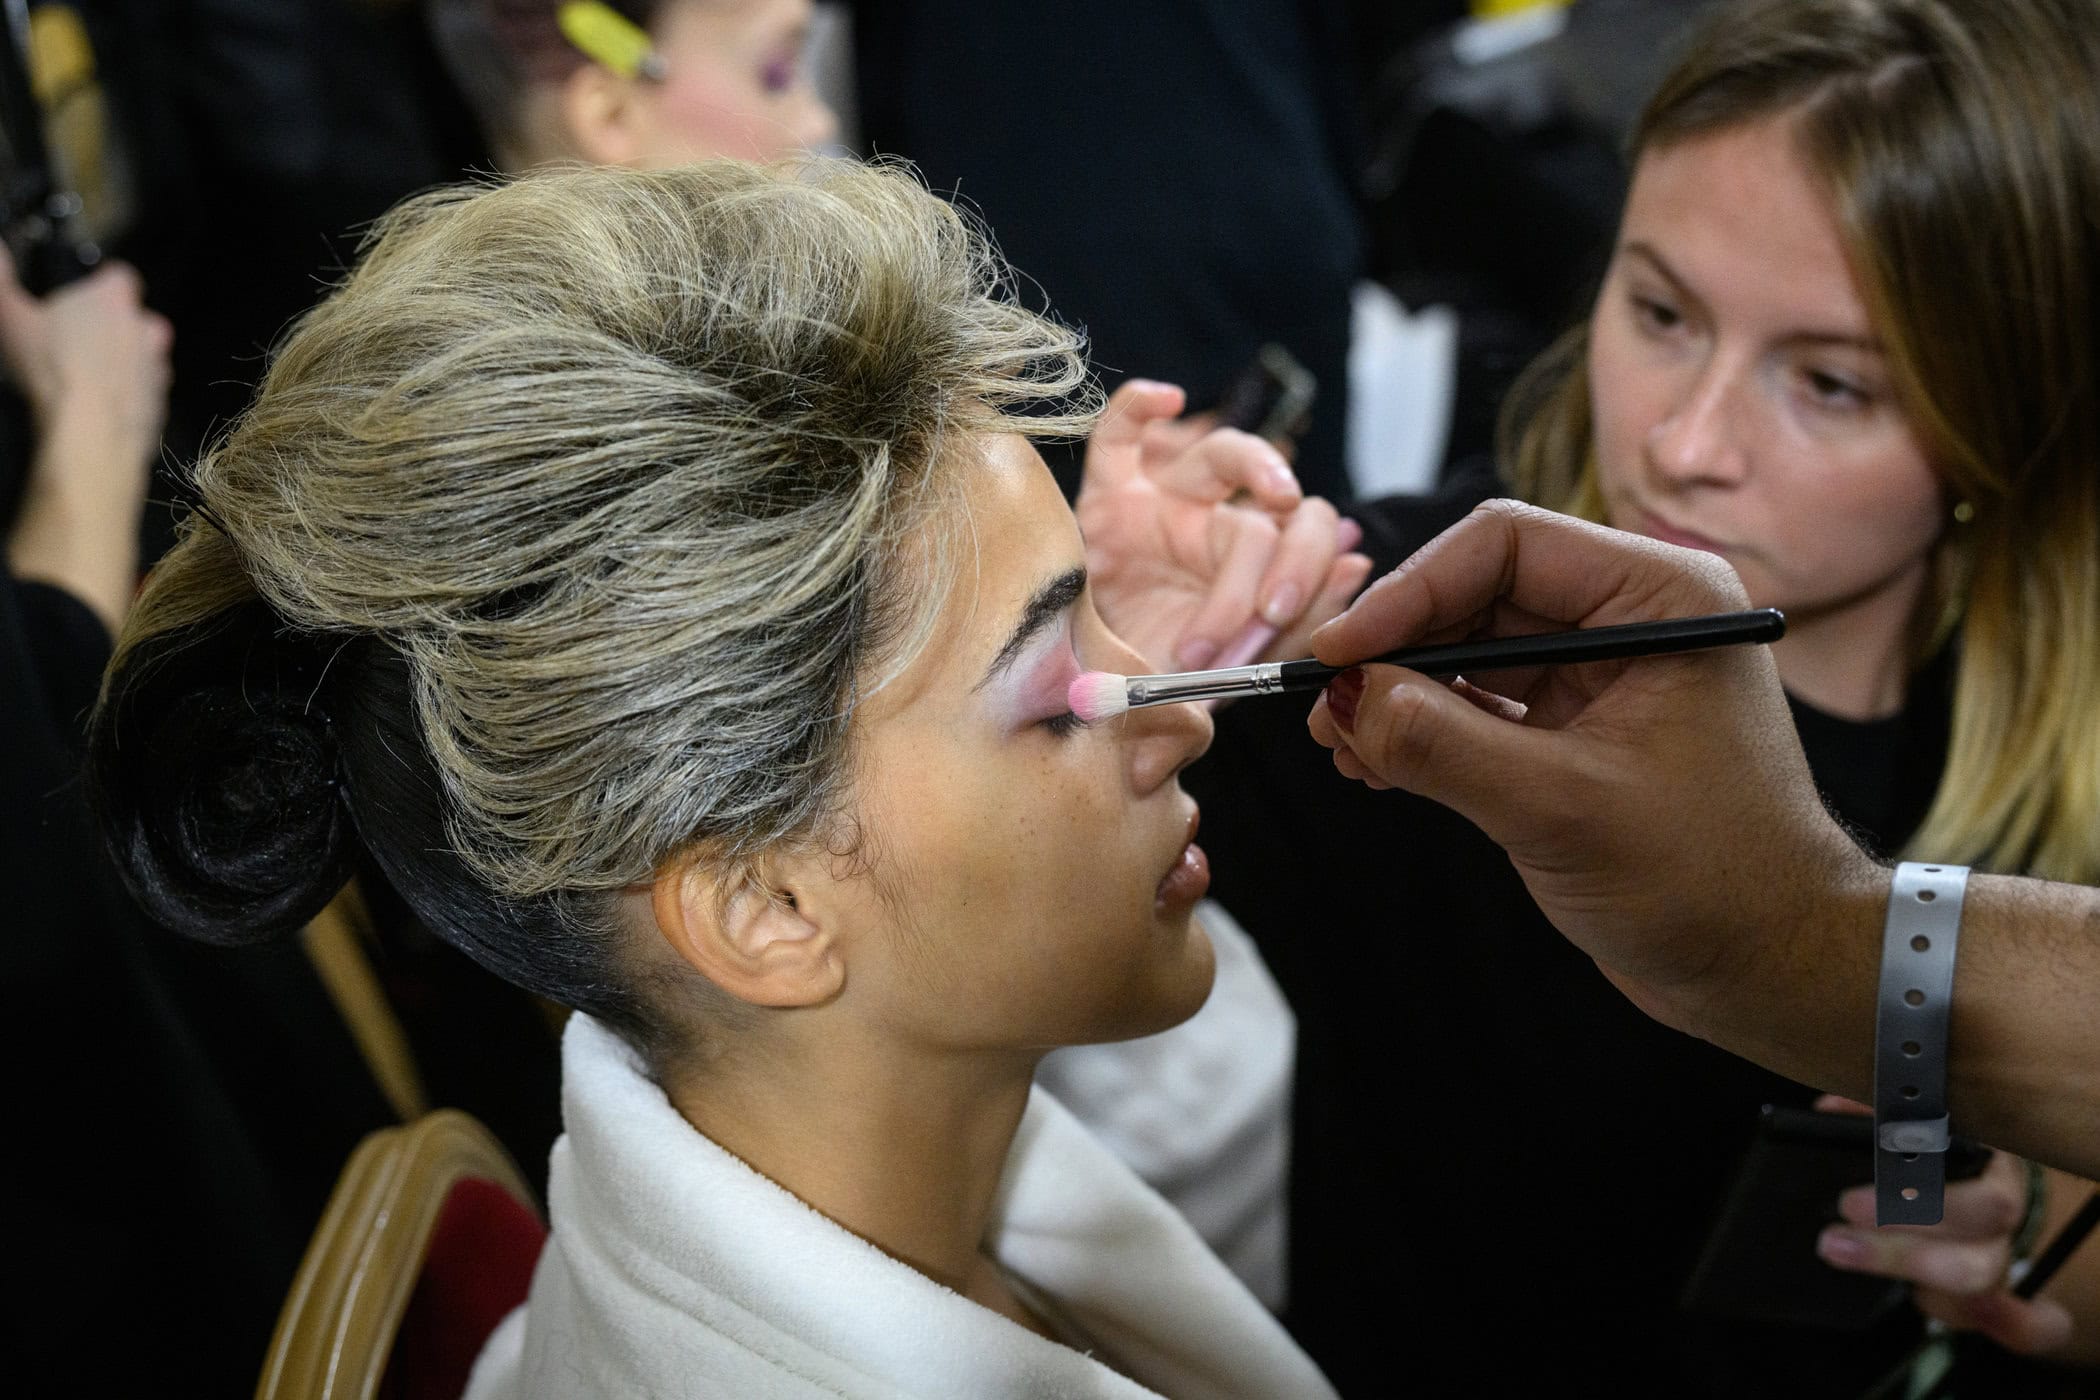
[1813,1094,2085,1359]
[0,248,173,633]
[1078,379,1370,676]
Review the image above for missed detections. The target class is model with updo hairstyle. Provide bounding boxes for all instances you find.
[91,157,1337,1396]
[98,159,1081,1049]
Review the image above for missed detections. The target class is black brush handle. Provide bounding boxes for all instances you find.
[2014,1189,2100,1301]
[1272,608,1786,691]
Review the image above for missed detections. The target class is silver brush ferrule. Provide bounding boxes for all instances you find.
[1124,662,1287,708]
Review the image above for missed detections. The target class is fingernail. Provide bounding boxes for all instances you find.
[1326,668,1365,732]
[1175,637,1218,671]
[1268,458,1298,495]
[1337,517,1363,551]
[1817,1228,1866,1268]
[1261,583,1303,627]
[1215,620,1277,670]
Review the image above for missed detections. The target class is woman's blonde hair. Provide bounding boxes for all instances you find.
[1505,0,2100,883]
[92,158,1096,1051]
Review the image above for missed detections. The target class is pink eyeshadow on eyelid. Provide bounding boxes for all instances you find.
[1014,638,1080,715]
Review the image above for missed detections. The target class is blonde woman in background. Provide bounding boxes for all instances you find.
[1188,0,2100,1393]
[1503,0,2100,1375]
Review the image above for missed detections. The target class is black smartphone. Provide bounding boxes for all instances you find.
[1679,1105,1993,1330]
[1212,342,1317,446]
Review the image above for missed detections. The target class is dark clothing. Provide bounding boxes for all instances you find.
[2,577,398,1396]
[1185,476,1967,1396]
[853,0,1365,502]
[75,0,488,558]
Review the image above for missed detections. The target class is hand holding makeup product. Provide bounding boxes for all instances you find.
[1067,608,1786,723]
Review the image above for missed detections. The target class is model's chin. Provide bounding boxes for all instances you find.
[1128,908,1219,1039]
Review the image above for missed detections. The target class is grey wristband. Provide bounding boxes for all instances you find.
[1874,862,1969,1226]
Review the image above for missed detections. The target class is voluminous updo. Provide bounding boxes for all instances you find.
[90,158,1097,1050]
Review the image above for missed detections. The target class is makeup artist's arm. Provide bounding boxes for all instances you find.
[1303,499,2100,1182]
[0,252,172,635]
[1078,378,1370,672]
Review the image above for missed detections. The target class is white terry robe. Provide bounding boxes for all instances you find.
[466,1013,1336,1400]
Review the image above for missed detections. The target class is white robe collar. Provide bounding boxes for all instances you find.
[467,1013,1335,1400]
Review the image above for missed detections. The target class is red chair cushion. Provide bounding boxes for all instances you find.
[381,1176,548,1400]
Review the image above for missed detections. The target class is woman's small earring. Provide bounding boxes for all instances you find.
[1951,500,1976,525]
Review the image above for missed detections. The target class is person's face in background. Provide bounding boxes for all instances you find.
[627,0,837,164]
[1587,116,1946,687]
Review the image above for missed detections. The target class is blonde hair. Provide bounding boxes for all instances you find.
[1506,0,2100,883]
[94,158,1096,1046]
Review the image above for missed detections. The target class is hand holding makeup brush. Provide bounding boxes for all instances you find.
[1307,499,1877,1074]
[1077,379,1371,676]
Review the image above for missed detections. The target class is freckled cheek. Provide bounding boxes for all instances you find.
[882,763,1048,891]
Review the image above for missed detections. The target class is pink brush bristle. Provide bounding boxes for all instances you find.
[1067,670,1131,723]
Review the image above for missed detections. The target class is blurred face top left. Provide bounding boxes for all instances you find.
[629,0,838,164]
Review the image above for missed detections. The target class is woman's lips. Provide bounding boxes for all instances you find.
[1639,509,1727,554]
[1155,808,1210,911]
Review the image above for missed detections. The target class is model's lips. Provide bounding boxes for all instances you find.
[1155,806,1210,911]
[1637,509,1728,555]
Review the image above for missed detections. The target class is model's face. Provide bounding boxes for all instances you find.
[633,0,837,164]
[834,434,1217,1054]
[1588,117,1946,633]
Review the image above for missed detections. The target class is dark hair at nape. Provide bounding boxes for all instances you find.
[88,600,661,1048]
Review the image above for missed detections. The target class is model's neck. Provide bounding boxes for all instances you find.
[1768,572,1928,721]
[662,1033,1039,1298]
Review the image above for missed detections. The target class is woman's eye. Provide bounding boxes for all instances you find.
[1802,368,1870,411]
[1040,710,1086,738]
[1630,294,1683,334]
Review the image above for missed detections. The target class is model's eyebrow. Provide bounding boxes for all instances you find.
[1622,240,1884,353]
[976,565,1087,690]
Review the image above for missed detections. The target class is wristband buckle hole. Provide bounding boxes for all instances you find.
[1902,1040,1922,1056]
[1911,935,1931,952]
[1917,889,1937,903]
[1902,1187,1920,1201]
[1903,1152,1919,1162]
[1904,989,1926,1007]
[1901,1085,1920,1099]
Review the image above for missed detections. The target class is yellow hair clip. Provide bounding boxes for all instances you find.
[556,1,666,81]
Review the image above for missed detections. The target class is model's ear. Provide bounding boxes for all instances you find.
[648,852,845,1009]
[556,61,647,168]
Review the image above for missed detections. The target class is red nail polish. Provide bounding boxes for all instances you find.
[1326,668,1365,732]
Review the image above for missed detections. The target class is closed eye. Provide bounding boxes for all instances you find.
[1041,710,1086,737]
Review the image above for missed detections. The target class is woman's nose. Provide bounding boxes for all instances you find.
[1127,690,1214,794]
[1096,626,1215,791]
[1644,362,1751,486]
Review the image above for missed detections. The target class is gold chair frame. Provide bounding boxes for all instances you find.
[255,1109,538,1400]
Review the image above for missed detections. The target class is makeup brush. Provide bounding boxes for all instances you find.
[1067,608,1786,723]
